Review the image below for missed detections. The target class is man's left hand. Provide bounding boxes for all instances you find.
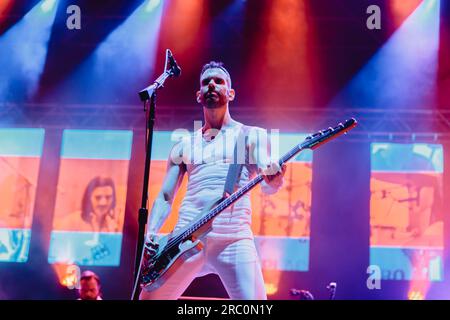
[261,162,287,189]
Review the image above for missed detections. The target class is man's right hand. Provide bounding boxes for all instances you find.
[143,233,159,260]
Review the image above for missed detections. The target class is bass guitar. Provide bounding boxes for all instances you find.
[135,118,358,293]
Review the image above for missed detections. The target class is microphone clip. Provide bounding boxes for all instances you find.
[138,49,181,102]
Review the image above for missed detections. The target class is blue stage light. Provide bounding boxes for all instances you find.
[330,0,440,110]
[40,0,57,13]
[0,0,58,102]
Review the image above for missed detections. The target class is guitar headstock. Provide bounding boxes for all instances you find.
[304,118,357,149]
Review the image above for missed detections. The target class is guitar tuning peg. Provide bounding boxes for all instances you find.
[322,127,333,134]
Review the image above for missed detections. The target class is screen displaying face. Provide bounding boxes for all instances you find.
[370,143,444,282]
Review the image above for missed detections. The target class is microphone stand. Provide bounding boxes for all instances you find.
[131,66,176,301]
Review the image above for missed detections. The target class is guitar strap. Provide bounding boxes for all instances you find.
[223,125,250,197]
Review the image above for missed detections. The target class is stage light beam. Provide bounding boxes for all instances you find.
[330,0,441,110]
[41,0,57,13]
[0,1,13,16]
[145,0,161,13]
[390,0,422,27]
[246,0,317,110]
[50,1,164,104]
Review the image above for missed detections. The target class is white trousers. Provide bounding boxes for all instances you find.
[139,237,267,300]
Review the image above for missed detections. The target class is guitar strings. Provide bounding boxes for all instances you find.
[159,142,303,254]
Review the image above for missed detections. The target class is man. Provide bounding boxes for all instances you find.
[78,270,103,300]
[139,61,286,300]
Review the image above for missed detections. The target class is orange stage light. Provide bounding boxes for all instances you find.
[245,0,319,115]
[156,0,210,73]
[53,263,81,289]
[264,282,278,295]
[0,0,13,17]
[408,289,425,300]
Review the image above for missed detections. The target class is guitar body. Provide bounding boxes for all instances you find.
[140,235,204,292]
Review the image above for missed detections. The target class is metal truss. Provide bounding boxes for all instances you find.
[2,102,450,143]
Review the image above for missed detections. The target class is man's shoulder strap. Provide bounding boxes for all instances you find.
[223,125,251,196]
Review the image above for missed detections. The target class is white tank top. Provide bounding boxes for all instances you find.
[174,122,258,240]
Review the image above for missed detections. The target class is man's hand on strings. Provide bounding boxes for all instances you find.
[260,162,287,189]
[143,233,160,260]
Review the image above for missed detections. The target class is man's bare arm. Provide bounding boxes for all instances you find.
[248,127,286,195]
[146,142,186,235]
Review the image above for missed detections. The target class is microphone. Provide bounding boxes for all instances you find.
[166,49,181,77]
[138,49,181,101]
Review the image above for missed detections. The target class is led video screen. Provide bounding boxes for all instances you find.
[0,128,45,262]
[48,130,133,266]
[370,143,444,281]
